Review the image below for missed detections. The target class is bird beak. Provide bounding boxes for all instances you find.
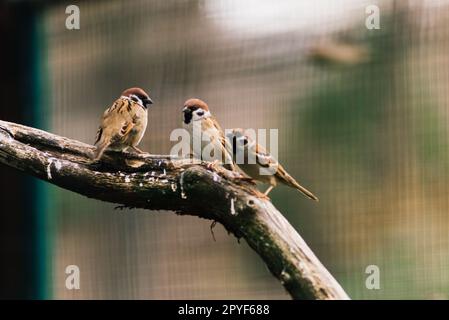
[143,98,153,107]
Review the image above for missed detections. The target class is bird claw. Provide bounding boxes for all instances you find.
[258,193,271,200]
[206,160,220,171]
[255,191,270,200]
[130,146,145,154]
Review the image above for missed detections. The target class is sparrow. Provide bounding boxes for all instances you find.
[227,128,318,201]
[93,87,153,161]
[182,98,236,171]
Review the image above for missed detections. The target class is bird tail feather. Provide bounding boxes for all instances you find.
[294,183,319,201]
[282,171,319,201]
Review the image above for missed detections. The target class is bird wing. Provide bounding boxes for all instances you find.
[204,116,225,145]
[253,140,318,201]
[203,116,236,170]
[94,127,103,145]
[215,118,234,157]
[254,142,278,169]
[95,98,136,146]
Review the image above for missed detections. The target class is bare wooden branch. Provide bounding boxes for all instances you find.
[0,119,349,300]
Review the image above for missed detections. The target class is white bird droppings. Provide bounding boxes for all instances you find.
[180,171,187,199]
[230,198,237,215]
[280,270,291,284]
[54,160,62,171]
[46,159,54,180]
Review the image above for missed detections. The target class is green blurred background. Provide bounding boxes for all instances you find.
[1,0,449,299]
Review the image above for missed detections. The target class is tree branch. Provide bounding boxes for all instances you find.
[0,119,349,300]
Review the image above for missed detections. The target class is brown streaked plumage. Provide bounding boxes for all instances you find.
[93,87,153,161]
[182,98,236,171]
[227,128,318,201]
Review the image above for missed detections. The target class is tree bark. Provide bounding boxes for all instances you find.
[0,119,349,300]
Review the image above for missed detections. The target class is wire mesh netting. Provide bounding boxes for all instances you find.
[39,0,449,299]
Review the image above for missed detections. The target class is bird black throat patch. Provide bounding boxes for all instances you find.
[184,110,193,124]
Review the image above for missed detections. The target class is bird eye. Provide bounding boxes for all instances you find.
[197,110,205,117]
